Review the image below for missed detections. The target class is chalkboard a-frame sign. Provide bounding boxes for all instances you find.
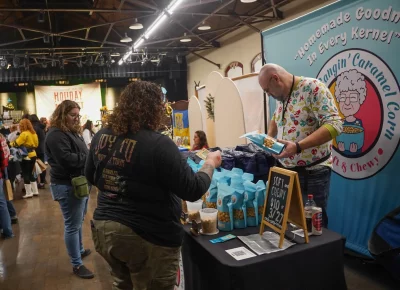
[260,167,309,248]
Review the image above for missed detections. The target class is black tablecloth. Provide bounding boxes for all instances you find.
[182,226,347,290]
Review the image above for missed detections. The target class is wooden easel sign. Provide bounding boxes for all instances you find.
[260,166,309,248]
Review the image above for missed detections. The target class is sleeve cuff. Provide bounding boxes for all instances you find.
[323,124,339,138]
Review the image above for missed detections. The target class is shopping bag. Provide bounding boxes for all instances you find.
[4,179,13,201]
[34,162,42,175]
[36,158,47,172]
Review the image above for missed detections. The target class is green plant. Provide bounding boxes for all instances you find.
[205,94,215,121]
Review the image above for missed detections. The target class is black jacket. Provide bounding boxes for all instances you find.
[32,121,46,156]
[85,128,211,247]
[45,127,88,185]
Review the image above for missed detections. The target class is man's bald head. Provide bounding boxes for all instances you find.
[258,63,293,102]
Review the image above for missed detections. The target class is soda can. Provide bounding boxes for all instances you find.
[312,207,323,235]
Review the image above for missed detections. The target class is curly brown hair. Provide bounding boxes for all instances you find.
[19,119,36,134]
[50,100,82,133]
[108,81,164,135]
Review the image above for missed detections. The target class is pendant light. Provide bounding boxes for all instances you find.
[129,18,143,30]
[120,33,132,43]
[241,0,257,3]
[180,33,192,43]
[198,22,211,31]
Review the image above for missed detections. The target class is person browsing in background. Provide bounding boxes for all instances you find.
[82,120,95,149]
[29,114,47,189]
[10,119,39,198]
[85,81,221,290]
[45,100,94,279]
[191,130,209,151]
[258,64,343,227]
[0,132,16,239]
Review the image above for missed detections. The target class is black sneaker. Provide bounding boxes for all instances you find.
[1,234,15,239]
[81,249,92,259]
[11,217,18,224]
[72,265,94,279]
[38,184,45,189]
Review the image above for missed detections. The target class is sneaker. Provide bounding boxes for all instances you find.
[11,217,18,224]
[1,233,15,240]
[81,249,92,259]
[44,161,48,165]
[38,183,45,189]
[72,265,94,279]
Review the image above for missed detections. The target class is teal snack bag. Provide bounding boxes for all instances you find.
[254,180,267,225]
[243,180,257,227]
[229,175,246,229]
[217,183,234,231]
[205,172,228,209]
[241,131,286,155]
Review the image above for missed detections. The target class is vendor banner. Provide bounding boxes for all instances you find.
[34,83,102,125]
[262,0,400,255]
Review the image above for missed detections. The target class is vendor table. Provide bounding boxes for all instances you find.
[182,225,347,290]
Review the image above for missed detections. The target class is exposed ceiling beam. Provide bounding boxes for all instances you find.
[118,0,126,10]
[18,28,25,40]
[142,35,215,46]
[0,37,43,48]
[0,8,155,13]
[95,23,115,62]
[166,0,235,47]
[172,12,275,20]
[190,0,291,53]
[60,34,128,47]
[125,0,159,11]
[85,29,90,39]
[229,13,260,33]
[190,51,220,69]
[178,0,222,9]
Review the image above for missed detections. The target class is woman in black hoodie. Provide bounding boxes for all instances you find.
[29,114,47,189]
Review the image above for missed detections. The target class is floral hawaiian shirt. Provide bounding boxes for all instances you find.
[272,77,343,169]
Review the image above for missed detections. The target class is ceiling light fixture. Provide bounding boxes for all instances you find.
[129,18,143,30]
[38,11,45,23]
[110,52,120,57]
[180,33,191,42]
[118,0,185,64]
[198,22,211,30]
[240,0,257,3]
[120,33,132,43]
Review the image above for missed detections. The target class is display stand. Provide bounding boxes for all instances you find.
[260,166,309,248]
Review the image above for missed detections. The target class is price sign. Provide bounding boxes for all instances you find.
[264,172,290,230]
[260,167,309,248]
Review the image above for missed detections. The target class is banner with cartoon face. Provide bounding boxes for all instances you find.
[262,0,400,255]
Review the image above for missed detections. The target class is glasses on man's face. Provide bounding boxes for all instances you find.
[338,93,359,103]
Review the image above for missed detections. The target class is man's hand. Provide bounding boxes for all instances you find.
[272,139,297,159]
[199,151,222,180]
[206,151,222,168]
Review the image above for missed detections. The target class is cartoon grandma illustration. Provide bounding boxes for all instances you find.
[334,69,367,155]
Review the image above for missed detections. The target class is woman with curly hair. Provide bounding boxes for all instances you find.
[85,81,221,290]
[45,100,94,279]
[10,119,38,198]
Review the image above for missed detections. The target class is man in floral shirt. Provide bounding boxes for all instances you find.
[259,64,343,227]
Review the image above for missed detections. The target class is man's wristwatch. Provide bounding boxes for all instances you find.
[295,142,302,154]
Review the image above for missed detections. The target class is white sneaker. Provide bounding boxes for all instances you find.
[23,184,33,198]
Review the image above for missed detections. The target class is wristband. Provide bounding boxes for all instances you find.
[295,142,302,154]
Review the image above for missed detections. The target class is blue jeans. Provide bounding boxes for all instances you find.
[50,183,88,267]
[298,166,332,228]
[0,179,13,237]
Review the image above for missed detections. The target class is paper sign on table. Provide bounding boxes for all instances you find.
[226,246,256,261]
